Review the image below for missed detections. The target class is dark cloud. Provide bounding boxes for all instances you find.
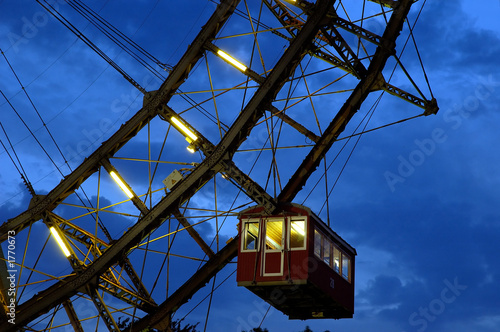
[0,182,32,221]
[410,0,500,76]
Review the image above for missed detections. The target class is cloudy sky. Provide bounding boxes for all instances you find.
[1,1,500,332]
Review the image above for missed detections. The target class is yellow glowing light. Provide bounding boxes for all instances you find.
[110,171,134,199]
[216,50,247,72]
[291,221,305,236]
[171,117,198,142]
[266,236,281,250]
[187,144,196,153]
[50,227,71,257]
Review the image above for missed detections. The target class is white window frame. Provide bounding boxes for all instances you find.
[241,218,260,252]
[289,216,307,251]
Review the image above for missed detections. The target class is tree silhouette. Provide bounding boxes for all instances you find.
[116,316,199,331]
[170,318,199,332]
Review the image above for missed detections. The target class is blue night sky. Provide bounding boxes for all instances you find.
[1,1,500,332]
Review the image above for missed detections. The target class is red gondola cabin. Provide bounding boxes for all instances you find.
[237,204,356,319]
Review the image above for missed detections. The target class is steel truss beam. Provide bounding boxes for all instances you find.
[263,0,304,38]
[205,43,264,84]
[127,236,239,331]
[206,42,320,144]
[172,208,215,258]
[119,256,156,309]
[330,15,383,46]
[157,104,278,215]
[101,159,149,215]
[99,275,156,313]
[267,0,436,112]
[295,0,385,45]
[105,156,215,259]
[87,285,121,332]
[383,82,438,114]
[1,1,240,329]
[264,0,359,75]
[44,214,83,270]
[49,212,108,254]
[45,215,122,330]
[265,0,367,76]
[63,299,85,332]
[309,46,356,73]
[318,25,366,78]
[105,157,215,262]
[48,212,157,313]
[278,0,416,204]
[269,105,320,142]
[47,213,153,327]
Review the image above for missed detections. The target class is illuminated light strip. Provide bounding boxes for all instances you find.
[110,171,134,199]
[216,50,247,72]
[50,227,71,257]
[171,116,198,142]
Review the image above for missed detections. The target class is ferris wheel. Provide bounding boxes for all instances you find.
[0,0,437,331]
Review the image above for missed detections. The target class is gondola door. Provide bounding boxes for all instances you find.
[262,217,284,276]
